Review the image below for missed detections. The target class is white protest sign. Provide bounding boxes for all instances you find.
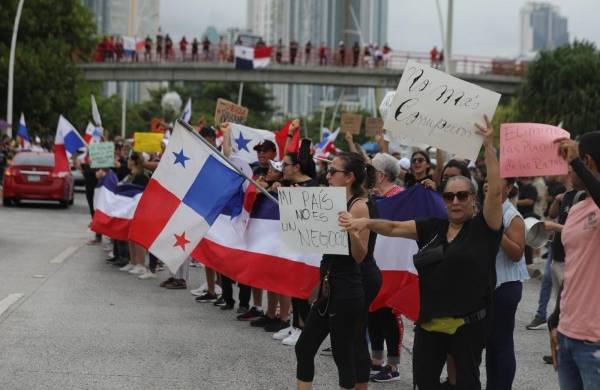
[383,60,501,161]
[89,142,115,168]
[278,187,348,255]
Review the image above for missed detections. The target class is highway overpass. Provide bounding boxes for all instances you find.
[78,63,522,95]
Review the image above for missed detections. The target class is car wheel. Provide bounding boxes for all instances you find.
[2,198,12,207]
[68,195,74,205]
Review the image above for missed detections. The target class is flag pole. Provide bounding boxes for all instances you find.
[177,120,279,205]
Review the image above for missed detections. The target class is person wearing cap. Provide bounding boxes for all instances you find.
[256,160,283,191]
[252,140,277,178]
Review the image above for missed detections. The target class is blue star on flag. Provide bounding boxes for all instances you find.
[235,132,251,152]
[172,148,190,167]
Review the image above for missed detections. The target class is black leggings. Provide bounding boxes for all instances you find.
[413,320,487,390]
[368,307,403,365]
[295,297,366,389]
[221,276,251,307]
[292,298,310,329]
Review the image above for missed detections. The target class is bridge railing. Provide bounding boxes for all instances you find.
[90,44,528,77]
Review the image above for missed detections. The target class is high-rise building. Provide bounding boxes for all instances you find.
[81,0,160,101]
[247,0,388,117]
[520,1,569,55]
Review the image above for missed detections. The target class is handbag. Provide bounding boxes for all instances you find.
[413,233,444,270]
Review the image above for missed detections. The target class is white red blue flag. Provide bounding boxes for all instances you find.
[91,170,144,240]
[234,45,272,70]
[371,185,447,320]
[229,123,278,164]
[194,192,322,299]
[84,122,103,144]
[17,113,31,150]
[54,115,86,171]
[315,127,340,158]
[181,98,192,124]
[128,122,246,273]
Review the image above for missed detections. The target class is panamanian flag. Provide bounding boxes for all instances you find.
[128,122,246,273]
[17,113,31,150]
[234,45,272,70]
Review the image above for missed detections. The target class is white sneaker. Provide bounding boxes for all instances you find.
[119,263,134,272]
[102,243,113,252]
[282,328,302,346]
[190,282,208,296]
[128,265,146,275]
[273,326,294,341]
[138,269,157,280]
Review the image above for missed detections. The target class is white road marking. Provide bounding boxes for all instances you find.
[0,293,24,316]
[49,245,81,264]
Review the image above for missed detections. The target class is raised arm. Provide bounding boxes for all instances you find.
[220,122,232,157]
[339,212,418,240]
[433,147,445,186]
[476,115,503,231]
[555,137,600,208]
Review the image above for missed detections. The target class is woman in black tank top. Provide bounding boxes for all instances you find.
[296,152,381,390]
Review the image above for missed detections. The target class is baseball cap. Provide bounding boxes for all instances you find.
[398,157,410,171]
[253,139,277,152]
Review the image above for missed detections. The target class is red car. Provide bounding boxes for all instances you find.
[2,152,74,207]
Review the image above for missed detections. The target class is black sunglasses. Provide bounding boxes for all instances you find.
[327,167,347,175]
[412,157,426,164]
[442,191,472,202]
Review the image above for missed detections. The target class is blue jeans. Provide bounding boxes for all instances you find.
[535,249,553,320]
[558,333,600,390]
[486,281,523,390]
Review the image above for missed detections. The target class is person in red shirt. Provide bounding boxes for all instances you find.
[430,46,439,68]
[319,42,327,66]
[179,36,188,61]
[144,35,152,61]
[106,36,115,62]
[115,37,123,62]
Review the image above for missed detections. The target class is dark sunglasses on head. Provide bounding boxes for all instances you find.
[327,166,347,175]
[412,157,426,164]
[442,191,472,202]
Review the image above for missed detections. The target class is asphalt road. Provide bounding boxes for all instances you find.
[0,193,560,389]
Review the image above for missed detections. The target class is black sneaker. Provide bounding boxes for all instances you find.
[370,364,385,375]
[159,277,175,287]
[320,346,333,356]
[250,315,274,327]
[237,307,264,321]
[371,365,400,382]
[213,297,226,307]
[526,316,547,330]
[543,355,554,365]
[264,319,290,332]
[220,303,234,311]
[195,292,218,303]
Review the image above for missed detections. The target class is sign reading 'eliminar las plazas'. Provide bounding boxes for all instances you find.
[383,60,501,161]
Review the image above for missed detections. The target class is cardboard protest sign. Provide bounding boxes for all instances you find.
[214,98,249,125]
[383,60,501,161]
[89,142,115,168]
[278,187,348,255]
[365,117,384,137]
[500,123,570,177]
[341,113,362,134]
[133,132,163,153]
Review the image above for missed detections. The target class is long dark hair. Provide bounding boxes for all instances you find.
[336,152,376,196]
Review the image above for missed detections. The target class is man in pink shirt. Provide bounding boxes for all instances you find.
[547,131,600,390]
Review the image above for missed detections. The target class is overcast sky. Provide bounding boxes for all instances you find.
[160,0,600,57]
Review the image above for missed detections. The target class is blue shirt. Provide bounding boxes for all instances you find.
[495,200,530,287]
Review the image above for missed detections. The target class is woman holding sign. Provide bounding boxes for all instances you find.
[340,116,503,390]
[295,152,381,390]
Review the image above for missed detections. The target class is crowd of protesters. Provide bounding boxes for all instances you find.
[93,31,394,68]
[50,88,599,389]
[4,88,596,389]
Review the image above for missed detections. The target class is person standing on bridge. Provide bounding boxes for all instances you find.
[276,39,283,64]
[383,43,391,67]
[304,41,312,65]
[290,40,299,65]
[430,46,439,68]
[191,38,199,62]
[352,41,360,67]
[179,36,188,61]
[165,34,174,60]
[156,29,163,61]
[144,35,152,61]
[202,36,211,61]
[319,42,327,66]
[338,41,346,66]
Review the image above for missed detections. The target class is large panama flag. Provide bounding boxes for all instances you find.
[129,122,246,273]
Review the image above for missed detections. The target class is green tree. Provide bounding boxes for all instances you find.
[516,40,600,137]
[0,0,97,136]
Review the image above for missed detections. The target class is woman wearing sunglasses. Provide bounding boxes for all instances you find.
[404,150,433,188]
[340,116,503,389]
[296,152,381,390]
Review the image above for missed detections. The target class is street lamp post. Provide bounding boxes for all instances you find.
[6,0,26,138]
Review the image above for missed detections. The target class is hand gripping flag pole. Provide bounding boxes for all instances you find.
[177,119,279,205]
